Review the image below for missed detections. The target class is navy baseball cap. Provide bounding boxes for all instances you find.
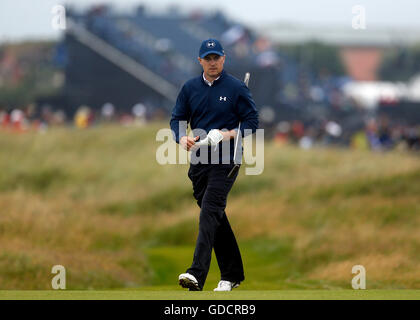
[199,39,225,58]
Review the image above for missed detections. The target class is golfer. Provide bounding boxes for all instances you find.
[170,38,259,291]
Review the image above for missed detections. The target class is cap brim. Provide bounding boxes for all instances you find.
[200,50,225,58]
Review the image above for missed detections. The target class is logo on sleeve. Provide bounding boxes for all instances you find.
[219,96,227,101]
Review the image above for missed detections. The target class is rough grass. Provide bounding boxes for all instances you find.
[0,123,419,290]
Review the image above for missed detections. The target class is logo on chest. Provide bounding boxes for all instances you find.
[219,96,227,102]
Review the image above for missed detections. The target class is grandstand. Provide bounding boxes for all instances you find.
[54,5,284,117]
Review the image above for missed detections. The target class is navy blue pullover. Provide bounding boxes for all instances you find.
[170,70,259,164]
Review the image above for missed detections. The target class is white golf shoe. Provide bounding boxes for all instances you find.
[178,273,201,291]
[213,280,240,292]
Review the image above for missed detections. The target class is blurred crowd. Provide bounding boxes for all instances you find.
[0,102,163,132]
[1,105,419,153]
[272,117,420,151]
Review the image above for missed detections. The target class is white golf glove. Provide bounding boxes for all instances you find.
[195,129,224,150]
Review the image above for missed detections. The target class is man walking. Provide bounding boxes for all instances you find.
[170,39,259,291]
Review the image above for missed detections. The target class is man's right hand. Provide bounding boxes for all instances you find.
[180,136,200,151]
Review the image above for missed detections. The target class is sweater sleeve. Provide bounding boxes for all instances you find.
[236,83,259,137]
[169,85,190,144]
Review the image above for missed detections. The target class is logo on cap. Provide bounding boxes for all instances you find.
[207,41,216,48]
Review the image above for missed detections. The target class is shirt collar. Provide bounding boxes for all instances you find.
[202,71,224,86]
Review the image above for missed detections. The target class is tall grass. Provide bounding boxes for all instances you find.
[0,123,419,289]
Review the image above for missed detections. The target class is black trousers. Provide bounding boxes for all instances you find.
[186,163,245,289]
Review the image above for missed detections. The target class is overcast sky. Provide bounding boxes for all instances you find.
[1,0,420,42]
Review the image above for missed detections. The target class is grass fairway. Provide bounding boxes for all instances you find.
[1,290,420,300]
[1,123,420,291]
